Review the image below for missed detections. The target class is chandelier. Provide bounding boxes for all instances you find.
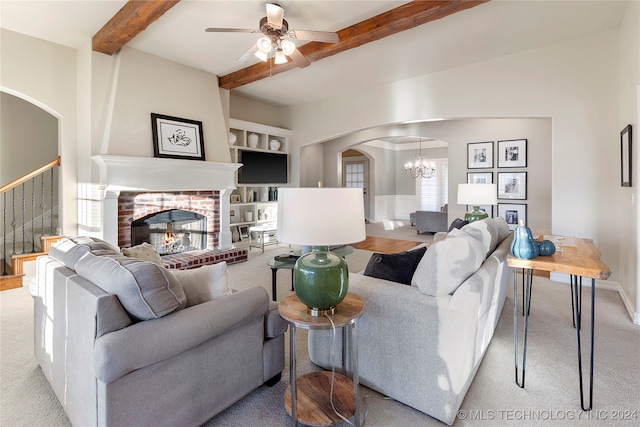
[405,138,436,179]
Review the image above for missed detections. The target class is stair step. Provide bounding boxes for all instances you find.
[0,274,24,291]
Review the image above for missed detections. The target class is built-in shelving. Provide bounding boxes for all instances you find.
[228,119,291,243]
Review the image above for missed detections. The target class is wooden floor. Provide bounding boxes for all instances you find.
[351,235,422,254]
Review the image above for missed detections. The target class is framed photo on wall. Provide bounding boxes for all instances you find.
[498,172,527,200]
[498,139,527,168]
[467,172,493,184]
[467,141,494,169]
[151,113,205,161]
[621,124,632,187]
[498,203,527,230]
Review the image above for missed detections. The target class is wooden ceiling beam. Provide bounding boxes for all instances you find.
[218,0,489,90]
[92,0,181,55]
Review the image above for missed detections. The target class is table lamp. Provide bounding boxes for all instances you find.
[277,188,366,316]
[457,183,497,222]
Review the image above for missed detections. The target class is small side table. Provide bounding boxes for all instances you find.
[266,257,296,302]
[279,293,364,427]
[249,224,278,253]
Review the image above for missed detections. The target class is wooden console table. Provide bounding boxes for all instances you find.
[278,293,363,426]
[507,236,611,411]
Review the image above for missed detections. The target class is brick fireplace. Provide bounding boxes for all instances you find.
[90,155,244,267]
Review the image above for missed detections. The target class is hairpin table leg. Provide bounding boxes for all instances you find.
[514,267,533,388]
[571,275,595,411]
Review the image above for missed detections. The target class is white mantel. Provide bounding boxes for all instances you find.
[91,155,240,192]
[88,155,241,249]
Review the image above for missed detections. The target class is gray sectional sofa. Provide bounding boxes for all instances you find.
[308,217,513,425]
[31,236,287,427]
[412,210,449,234]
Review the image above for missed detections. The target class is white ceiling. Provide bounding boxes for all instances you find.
[0,0,629,109]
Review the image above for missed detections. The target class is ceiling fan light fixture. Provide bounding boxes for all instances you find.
[254,50,269,62]
[274,49,288,64]
[256,37,272,54]
[281,39,296,56]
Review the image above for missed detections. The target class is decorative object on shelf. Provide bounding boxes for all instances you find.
[228,132,237,146]
[151,113,205,161]
[510,220,538,259]
[498,172,527,200]
[247,133,259,148]
[404,138,436,179]
[537,239,556,256]
[498,139,527,168]
[457,183,497,222]
[269,187,275,201]
[467,141,494,169]
[269,139,281,151]
[230,194,241,203]
[621,124,632,187]
[232,227,240,242]
[498,203,527,231]
[277,188,365,316]
[261,188,269,201]
[245,211,253,222]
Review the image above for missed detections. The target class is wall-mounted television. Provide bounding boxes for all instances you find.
[238,150,288,184]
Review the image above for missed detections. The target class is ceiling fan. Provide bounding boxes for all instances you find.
[205,2,339,68]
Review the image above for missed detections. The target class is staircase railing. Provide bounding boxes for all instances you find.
[1,156,60,275]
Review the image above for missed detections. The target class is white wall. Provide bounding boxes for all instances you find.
[286,30,635,316]
[0,29,78,235]
[618,0,639,323]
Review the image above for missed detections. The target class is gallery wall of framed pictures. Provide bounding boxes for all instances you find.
[466,138,528,230]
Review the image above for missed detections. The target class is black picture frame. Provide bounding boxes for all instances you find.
[467,172,493,184]
[498,139,527,168]
[467,141,494,169]
[621,125,632,187]
[498,203,527,230]
[151,113,205,161]
[497,172,527,200]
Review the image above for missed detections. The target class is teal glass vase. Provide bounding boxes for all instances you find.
[293,246,348,316]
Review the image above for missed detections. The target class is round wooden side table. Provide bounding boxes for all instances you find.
[278,293,364,427]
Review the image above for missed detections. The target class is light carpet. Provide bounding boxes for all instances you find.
[2,241,639,426]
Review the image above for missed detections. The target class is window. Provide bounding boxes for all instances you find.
[345,161,365,188]
[417,159,448,211]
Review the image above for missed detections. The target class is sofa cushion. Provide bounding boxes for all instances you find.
[494,216,511,241]
[48,236,120,270]
[411,228,486,296]
[75,252,187,321]
[121,242,164,266]
[363,246,427,285]
[170,262,232,307]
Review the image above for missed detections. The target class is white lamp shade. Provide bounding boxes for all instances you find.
[277,188,366,246]
[457,183,497,205]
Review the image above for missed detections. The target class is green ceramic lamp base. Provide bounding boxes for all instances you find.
[293,246,348,317]
[464,206,489,223]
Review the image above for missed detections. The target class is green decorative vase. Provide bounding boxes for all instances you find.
[293,246,348,316]
[465,206,489,223]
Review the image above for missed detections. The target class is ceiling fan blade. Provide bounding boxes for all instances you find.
[237,44,259,62]
[288,48,310,68]
[288,29,339,43]
[266,3,284,29]
[205,28,260,33]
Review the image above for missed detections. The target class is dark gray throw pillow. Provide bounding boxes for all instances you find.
[448,218,469,232]
[363,246,428,285]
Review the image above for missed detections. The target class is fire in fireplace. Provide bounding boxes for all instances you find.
[131,209,207,255]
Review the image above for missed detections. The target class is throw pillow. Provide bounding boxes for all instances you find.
[448,218,468,232]
[75,252,187,321]
[363,246,427,285]
[121,242,164,266]
[461,218,499,256]
[171,262,232,307]
[494,216,511,241]
[411,228,486,296]
[48,236,120,270]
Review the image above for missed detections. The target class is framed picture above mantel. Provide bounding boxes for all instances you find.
[151,113,205,161]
